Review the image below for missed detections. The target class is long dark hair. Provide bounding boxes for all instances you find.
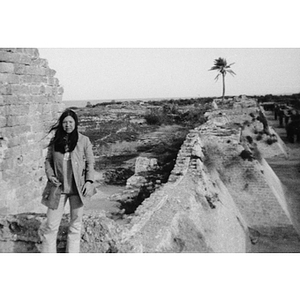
[48,109,79,153]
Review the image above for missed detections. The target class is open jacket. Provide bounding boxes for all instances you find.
[42,133,96,209]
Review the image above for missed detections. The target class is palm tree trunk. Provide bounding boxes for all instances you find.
[222,73,225,101]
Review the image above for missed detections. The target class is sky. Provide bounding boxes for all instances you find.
[38,48,300,101]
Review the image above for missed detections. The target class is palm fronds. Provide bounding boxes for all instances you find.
[208,57,236,100]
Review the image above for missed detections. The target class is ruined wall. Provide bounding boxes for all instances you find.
[199,128,292,233]
[0,48,65,215]
[119,96,299,252]
[199,98,292,232]
[122,130,251,252]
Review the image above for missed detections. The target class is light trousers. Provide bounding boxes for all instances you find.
[41,194,83,253]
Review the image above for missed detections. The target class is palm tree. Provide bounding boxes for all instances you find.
[209,57,236,101]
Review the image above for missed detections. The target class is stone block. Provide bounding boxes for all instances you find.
[46,68,56,77]
[42,103,52,114]
[32,58,48,68]
[24,66,36,75]
[47,77,59,86]
[30,122,44,133]
[3,145,21,160]
[31,95,48,103]
[10,95,31,104]
[39,85,46,94]
[0,48,16,52]
[18,54,31,65]
[0,95,3,105]
[15,48,26,53]
[7,136,21,147]
[53,94,63,103]
[45,86,53,95]
[0,62,14,73]
[0,50,16,62]
[14,64,26,75]
[1,157,15,170]
[19,74,33,84]
[57,86,64,95]
[6,104,30,116]
[32,75,47,84]
[36,68,47,76]
[5,115,16,127]
[135,157,158,174]
[0,73,20,84]
[10,84,30,95]
[4,125,31,138]
[126,175,147,188]
[0,116,6,128]
[23,48,39,59]
[30,85,41,95]
[51,86,57,95]
[0,83,12,95]
[6,115,28,127]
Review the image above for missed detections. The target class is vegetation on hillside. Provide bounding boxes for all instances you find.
[144,99,212,128]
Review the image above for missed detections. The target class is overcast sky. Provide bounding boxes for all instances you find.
[38,48,300,102]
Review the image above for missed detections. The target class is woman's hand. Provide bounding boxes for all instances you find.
[82,181,92,197]
[49,176,61,186]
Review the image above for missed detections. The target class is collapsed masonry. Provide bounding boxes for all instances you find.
[0,48,299,252]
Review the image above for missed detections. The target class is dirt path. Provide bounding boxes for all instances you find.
[252,110,300,252]
[265,110,300,232]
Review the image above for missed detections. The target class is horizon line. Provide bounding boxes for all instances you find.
[63,92,300,102]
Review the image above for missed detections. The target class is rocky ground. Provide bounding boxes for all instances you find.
[81,104,300,252]
[84,124,189,222]
[75,100,210,221]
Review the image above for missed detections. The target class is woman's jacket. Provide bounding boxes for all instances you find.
[42,133,96,209]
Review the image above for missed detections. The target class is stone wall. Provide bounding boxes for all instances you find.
[195,98,295,234]
[122,131,251,252]
[0,48,65,215]
[119,96,299,251]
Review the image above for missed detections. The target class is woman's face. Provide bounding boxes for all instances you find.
[62,116,76,133]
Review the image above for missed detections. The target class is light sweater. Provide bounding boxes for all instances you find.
[62,152,77,194]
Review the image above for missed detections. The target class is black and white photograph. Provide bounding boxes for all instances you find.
[1,1,299,299]
[1,48,300,254]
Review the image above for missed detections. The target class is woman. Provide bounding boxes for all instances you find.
[41,109,96,253]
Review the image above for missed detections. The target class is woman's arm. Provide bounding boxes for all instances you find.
[84,137,95,183]
[81,137,96,196]
[45,145,55,179]
[45,145,61,186]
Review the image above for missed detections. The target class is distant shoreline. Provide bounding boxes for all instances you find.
[63,92,300,108]
[63,97,200,108]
